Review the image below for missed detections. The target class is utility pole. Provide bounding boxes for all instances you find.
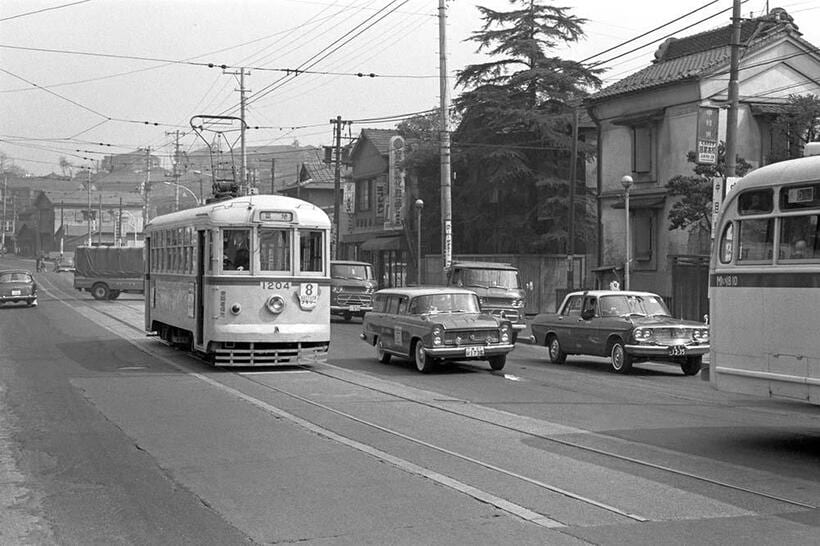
[439,0,452,281]
[166,130,182,210]
[725,0,742,178]
[330,116,349,259]
[224,68,251,194]
[567,107,579,291]
[270,159,276,194]
[142,147,152,230]
[1,174,6,251]
[86,169,92,246]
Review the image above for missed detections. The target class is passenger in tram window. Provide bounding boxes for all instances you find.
[234,248,250,270]
[792,239,808,259]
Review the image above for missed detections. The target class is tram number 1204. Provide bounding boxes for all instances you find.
[261,281,291,290]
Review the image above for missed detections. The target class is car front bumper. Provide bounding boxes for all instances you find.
[426,343,515,359]
[625,344,710,357]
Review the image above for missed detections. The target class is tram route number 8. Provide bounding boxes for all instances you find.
[299,282,319,310]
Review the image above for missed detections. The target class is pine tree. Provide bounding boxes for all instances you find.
[452,1,601,253]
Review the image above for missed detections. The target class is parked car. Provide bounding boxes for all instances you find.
[530,290,709,375]
[361,287,515,373]
[0,269,38,307]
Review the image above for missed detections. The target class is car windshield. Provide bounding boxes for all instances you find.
[331,264,374,280]
[0,272,32,283]
[410,293,480,314]
[459,268,520,289]
[599,294,670,317]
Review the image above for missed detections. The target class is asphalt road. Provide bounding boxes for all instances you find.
[2,256,819,545]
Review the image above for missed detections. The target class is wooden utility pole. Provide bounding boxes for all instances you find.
[567,107,579,290]
[725,0,742,178]
[439,0,452,280]
[166,130,182,210]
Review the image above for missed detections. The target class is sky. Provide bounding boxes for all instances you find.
[1,0,818,177]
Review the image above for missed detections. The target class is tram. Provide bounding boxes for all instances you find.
[709,143,820,404]
[144,194,331,366]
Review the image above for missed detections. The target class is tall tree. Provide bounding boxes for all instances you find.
[768,94,820,162]
[452,1,601,253]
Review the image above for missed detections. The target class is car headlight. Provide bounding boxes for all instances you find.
[478,297,486,306]
[633,328,653,341]
[500,323,510,343]
[332,285,343,293]
[432,325,444,346]
[693,328,709,342]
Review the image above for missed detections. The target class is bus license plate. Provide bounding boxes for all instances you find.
[668,345,686,356]
[465,346,484,357]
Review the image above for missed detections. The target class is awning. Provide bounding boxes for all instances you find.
[360,236,403,251]
[612,195,666,209]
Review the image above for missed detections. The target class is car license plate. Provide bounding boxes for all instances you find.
[350,305,361,312]
[11,289,21,296]
[668,345,687,356]
[465,346,485,357]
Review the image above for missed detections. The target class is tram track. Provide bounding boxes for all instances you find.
[37,274,820,529]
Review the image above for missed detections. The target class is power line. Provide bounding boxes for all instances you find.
[0,0,91,23]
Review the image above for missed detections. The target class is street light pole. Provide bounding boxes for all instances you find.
[621,175,633,290]
[415,199,424,285]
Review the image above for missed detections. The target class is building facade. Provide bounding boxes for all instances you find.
[584,8,820,319]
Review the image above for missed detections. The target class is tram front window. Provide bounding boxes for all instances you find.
[223,229,251,271]
[260,228,290,272]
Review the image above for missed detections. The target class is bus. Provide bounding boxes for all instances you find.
[144,194,331,366]
[709,143,820,404]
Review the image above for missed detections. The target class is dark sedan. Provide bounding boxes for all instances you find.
[531,290,709,375]
[0,269,38,307]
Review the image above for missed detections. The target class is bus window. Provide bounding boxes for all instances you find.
[299,230,323,273]
[259,228,290,272]
[223,229,250,271]
[719,223,734,263]
[738,189,773,215]
[780,183,820,210]
[737,218,774,262]
[780,214,819,260]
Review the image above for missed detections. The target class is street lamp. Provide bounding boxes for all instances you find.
[415,199,424,285]
[621,175,633,290]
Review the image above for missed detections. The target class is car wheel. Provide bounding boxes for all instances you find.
[488,355,506,371]
[681,356,702,376]
[547,335,567,364]
[343,311,352,322]
[413,339,434,373]
[108,290,121,300]
[511,332,518,344]
[91,283,110,301]
[27,298,37,307]
[610,341,633,374]
[375,337,391,364]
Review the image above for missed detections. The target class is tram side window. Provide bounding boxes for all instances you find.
[223,229,250,271]
[259,228,290,272]
[737,218,774,262]
[780,214,819,260]
[299,230,323,273]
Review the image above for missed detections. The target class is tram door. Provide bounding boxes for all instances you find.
[196,230,206,345]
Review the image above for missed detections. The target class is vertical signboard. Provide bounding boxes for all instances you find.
[385,135,406,230]
[697,107,719,164]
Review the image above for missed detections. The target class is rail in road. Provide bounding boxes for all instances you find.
[30,270,820,543]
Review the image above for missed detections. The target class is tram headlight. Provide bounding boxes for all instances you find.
[230,303,242,315]
[266,295,286,314]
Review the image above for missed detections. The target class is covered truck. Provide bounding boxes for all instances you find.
[73,245,144,300]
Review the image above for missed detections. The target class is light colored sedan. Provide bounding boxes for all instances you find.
[361,287,515,373]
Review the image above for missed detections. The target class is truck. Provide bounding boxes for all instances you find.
[446,261,528,342]
[73,245,144,300]
[330,260,376,321]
